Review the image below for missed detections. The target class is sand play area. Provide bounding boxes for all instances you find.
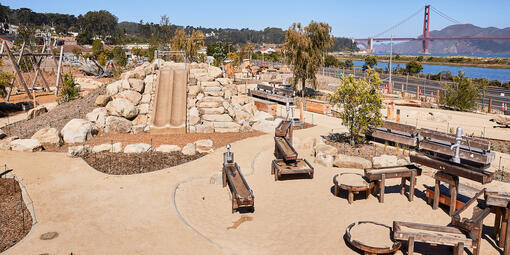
[1,123,509,254]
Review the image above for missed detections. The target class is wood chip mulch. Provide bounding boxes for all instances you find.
[0,178,33,253]
[323,133,408,161]
[82,151,205,175]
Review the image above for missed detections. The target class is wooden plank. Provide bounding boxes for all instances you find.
[425,188,465,210]
[384,121,417,134]
[54,45,64,96]
[253,98,277,115]
[364,165,422,181]
[487,194,510,208]
[371,130,417,147]
[410,154,494,184]
[306,99,331,115]
[419,128,490,151]
[249,89,293,104]
[419,140,493,165]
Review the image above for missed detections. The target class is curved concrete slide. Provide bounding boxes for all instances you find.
[150,65,188,134]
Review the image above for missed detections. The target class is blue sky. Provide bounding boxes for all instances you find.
[4,0,510,38]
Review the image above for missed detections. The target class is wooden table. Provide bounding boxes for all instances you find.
[364,165,422,203]
[485,191,510,255]
[345,221,401,255]
[433,171,459,216]
[333,173,375,204]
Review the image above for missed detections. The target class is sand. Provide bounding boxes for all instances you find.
[348,222,396,248]
[338,173,368,187]
[1,110,509,254]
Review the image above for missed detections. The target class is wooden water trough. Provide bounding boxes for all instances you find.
[368,121,418,148]
[249,84,294,105]
[364,165,422,203]
[222,148,254,213]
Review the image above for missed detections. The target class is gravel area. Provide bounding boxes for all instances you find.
[82,151,205,175]
[323,133,408,161]
[3,86,105,139]
[0,178,33,253]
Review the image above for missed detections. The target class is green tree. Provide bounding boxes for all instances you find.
[330,74,383,145]
[363,55,377,69]
[441,71,480,111]
[57,73,80,104]
[112,46,127,67]
[284,21,334,96]
[92,39,104,58]
[344,59,354,68]
[416,56,424,62]
[97,52,108,66]
[77,10,118,40]
[76,31,92,45]
[325,55,338,67]
[72,47,82,59]
[405,60,423,74]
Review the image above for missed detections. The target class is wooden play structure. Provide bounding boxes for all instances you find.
[271,120,314,181]
[368,121,418,148]
[485,190,510,255]
[364,165,422,203]
[222,144,254,213]
[345,221,402,254]
[0,39,63,102]
[249,83,294,105]
[393,189,490,255]
[333,173,375,204]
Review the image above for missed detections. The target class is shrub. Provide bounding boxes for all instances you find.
[57,73,80,104]
[0,72,14,98]
[440,71,480,111]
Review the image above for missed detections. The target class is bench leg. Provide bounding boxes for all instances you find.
[400,177,406,195]
[495,207,502,243]
[505,209,510,255]
[454,242,464,255]
[334,185,339,197]
[348,191,354,204]
[501,209,509,248]
[407,237,414,255]
[409,171,416,202]
[433,179,440,210]
[449,183,457,216]
[472,222,483,255]
[379,174,385,203]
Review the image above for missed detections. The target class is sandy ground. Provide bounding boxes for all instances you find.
[1,122,510,254]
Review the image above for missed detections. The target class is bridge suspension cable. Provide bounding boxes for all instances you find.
[430,6,461,24]
[373,7,422,38]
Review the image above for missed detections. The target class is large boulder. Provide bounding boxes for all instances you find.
[216,78,232,86]
[124,143,152,153]
[95,95,111,107]
[200,107,225,115]
[10,139,43,152]
[86,108,107,128]
[0,136,18,150]
[105,116,132,133]
[106,98,138,119]
[253,111,274,122]
[372,155,398,168]
[195,139,213,153]
[181,143,196,155]
[213,122,241,133]
[75,77,103,89]
[314,153,334,167]
[155,145,181,153]
[188,86,201,97]
[106,80,122,96]
[251,119,283,133]
[208,66,223,78]
[231,96,250,105]
[189,107,200,125]
[314,144,338,157]
[128,78,144,93]
[67,145,91,157]
[115,90,142,105]
[202,114,233,122]
[132,114,148,126]
[92,143,113,153]
[61,119,97,144]
[195,124,214,133]
[111,142,123,153]
[26,106,48,120]
[333,154,372,169]
[31,127,61,145]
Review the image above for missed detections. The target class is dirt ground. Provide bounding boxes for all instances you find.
[3,86,104,139]
[42,131,265,153]
[0,178,33,253]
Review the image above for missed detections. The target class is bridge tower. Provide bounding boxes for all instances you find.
[422,5,431,54]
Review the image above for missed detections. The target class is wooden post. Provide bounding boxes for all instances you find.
[348,191,353,204]
[49,42,64,92]
[455,242,464,255]
[4,41,33,100]
[409,170,416,202]
[400,177,406,195]
[396,109,401,123]
[5,41,26,101]
[407,236,414,255]
[54,45,64,96]
[416,87,420,100]
[449,183,457,216]
[500,208,509,248]
[379,174,385,203]
[495,207,502,240]
[29,44,50,91]
[299,101,304,122]
[504,208,510,255]
[489,98,493,114]
[433,179,440,209]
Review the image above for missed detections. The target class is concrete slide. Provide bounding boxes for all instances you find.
[150,65,187,134]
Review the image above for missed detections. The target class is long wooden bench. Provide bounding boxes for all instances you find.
[306,99,331,115]
[369,121,418,147]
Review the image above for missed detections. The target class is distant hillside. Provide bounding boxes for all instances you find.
[375,24,510,54]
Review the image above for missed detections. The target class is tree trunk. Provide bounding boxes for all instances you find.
[301,78,305,98]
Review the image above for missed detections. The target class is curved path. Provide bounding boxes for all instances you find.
[1,118,509,254]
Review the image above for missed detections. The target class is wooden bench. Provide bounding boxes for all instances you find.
[253,98,277,115]
[305,99,331,115]
[369,121,418,147]
[485,191,510,255]
[364,165,422,203]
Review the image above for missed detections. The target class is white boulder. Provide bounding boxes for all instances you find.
[61,119,97,144]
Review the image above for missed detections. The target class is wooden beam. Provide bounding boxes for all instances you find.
[29,44,50,91]
[383,121,417,134]
[54,45,64,96]
[4,41,32,99]
[419,140,493,165]
[371,130,417,147]
[419,128,490,151]
[49,42,64,93]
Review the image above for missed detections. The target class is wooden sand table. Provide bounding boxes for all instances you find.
[333,173,375,204]
[345,221,401,255]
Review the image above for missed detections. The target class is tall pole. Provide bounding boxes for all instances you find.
[389,34,393,89]
[422,5,431,54]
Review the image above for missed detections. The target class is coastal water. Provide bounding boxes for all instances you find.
[353,60,510,82]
